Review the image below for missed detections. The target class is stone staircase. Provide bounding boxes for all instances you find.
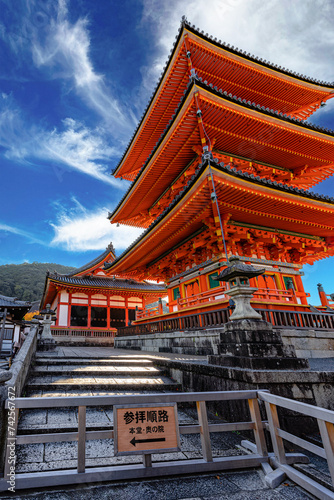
[15,352,188,472]
[25,355,180,396]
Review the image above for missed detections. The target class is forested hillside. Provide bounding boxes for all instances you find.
[0,262,76,302]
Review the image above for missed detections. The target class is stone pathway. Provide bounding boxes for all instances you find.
[11,347,323,498]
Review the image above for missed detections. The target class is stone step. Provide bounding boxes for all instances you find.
[25,388,170,398]
[32,366,162,376]
[25,374,181,392]
[34,357,154,366]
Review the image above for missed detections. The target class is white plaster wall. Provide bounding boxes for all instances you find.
[91,293,107,305]
[128,297,143,306]
[110,295,125,306]
[60,291,69,302]
[13,325,20,343]
[58,304,69,326]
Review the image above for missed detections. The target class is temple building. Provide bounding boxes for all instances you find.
[0,295,31,346]
[40,243,165,339]
[104,18,334,326]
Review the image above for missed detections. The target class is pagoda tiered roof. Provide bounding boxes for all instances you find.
[113,19,334,182]
[105,159,334,281]
[110,81,334,228]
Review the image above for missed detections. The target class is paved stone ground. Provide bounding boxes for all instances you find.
[4,347,332,499]
[0,471,316,499]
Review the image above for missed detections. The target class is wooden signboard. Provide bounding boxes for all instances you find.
[114,403,180,456]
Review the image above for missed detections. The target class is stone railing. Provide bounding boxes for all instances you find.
[0,324,39,471]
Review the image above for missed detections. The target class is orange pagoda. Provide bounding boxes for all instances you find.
[105,18,334,329]
[40,243,165,341]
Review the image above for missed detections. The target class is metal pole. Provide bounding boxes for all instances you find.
[208,164,229,262]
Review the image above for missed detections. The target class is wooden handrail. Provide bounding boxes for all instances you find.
[258,390,334,495]
[3,389,333,497]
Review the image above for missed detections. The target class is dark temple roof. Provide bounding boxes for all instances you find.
[47,273,165,291]
[0,295,31,309]
[105,157,334,271]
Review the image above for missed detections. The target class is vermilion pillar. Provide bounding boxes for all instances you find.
[67,292,72,327]
[87,294,92,328]
[125,297,129,326]
[318,283,330,307]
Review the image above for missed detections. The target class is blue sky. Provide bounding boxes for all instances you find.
[0,0,334,303]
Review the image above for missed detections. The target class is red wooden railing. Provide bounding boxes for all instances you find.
[117,307,334,337]
[136,286,298,321]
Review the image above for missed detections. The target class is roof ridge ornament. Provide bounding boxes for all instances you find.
[106,241,115,254]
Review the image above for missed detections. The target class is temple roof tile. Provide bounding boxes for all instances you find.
[47,274,165,291]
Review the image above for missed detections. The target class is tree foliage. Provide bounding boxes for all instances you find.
[0,262,76,302]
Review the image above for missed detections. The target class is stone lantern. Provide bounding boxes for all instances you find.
[36,304,57,352]
[214,256,265,320]
[209,256,309,370]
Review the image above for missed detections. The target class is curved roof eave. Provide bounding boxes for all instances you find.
[113,18,334,178]
[105,157,334,273]
[109,79,334,223]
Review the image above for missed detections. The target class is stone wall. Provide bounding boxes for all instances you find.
[115,327,334,359]
[115,329,220,355]
[152,357,334,436]
[280,329,334,358]
[0,324,38,471]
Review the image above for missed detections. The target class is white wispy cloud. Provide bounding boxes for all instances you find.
[0,95,125,187]
[50,201,143,252]
[140,0,334,96]
[0,223,46,246]
[29,0,136,136]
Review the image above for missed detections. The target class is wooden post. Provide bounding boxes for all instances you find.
[317,419,334,485]
[77,406,86,473]
[248,398,268,457]
[196,400,213,462]
[264,402,287,465]
[143,454,152,467]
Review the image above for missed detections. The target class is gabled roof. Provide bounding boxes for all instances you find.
[109,80,334,228]
[0,294,31,320]
[68,242,116,277]
[0,295,31,309]
[113,18,334,181]
[40,249,165,308]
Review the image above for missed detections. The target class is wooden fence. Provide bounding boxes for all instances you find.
[1,390,334,498]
